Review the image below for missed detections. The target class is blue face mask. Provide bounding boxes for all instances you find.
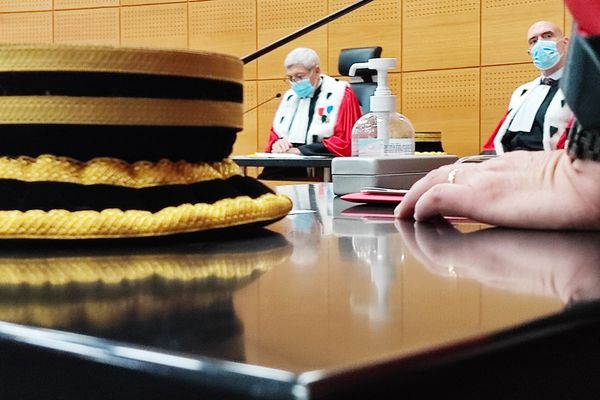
[531,39,561,71]
[292,78,315,98]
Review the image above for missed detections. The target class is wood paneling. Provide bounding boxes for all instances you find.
[402,68,480,157]
[257,79,291,152]
[121,3,187,49]
[565,6,573,37]
[482,0,564,65]
[54,0,118,9]
[257,0,328,79]
[328,0,401,74]
[0,11,52,44]
[0,0,51,13]
[235,81,259,157]
[403,0,480,71]
[54,7,119,45]
[480,63,538,146]
[189,0,257,79]
[121,0,181,5]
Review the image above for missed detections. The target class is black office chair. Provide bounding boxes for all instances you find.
[338,46,383,114]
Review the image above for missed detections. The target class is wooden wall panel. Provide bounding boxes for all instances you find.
[257,79,291,152]
[257,0,328,79]
[403,0,479,71]
[389,72,402,113]
[0,12,52,44]
[480,63,538,146]
[234,81,259,157]
[121,0,181,5]
[328,0,401,75]
[482,0,564,66]
[54,8,119,45]
[402,69,480,157]
[54,0,118,9]
[564,6,573,37]
[189,0,257,80]
[0,0,50,13]
[121,3,187,49]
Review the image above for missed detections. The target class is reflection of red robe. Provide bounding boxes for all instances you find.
[265,86,362,157]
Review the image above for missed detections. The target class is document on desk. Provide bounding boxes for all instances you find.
[250,152,330,159]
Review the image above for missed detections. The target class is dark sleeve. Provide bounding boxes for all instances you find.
[562,32,600,130]
[297,142,333,156]
[563,30,600,161]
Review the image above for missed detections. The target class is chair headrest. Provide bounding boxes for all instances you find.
[338,46,383,77]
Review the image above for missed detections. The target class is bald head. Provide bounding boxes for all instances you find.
[527,21,564,47]
[526,20,569,75]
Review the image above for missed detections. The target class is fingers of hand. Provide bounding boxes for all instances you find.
[395,165,466,219]
[273,139,290,153]
[414,183,474,221]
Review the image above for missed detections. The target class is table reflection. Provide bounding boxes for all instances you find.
[0,232,292,361]
[333,212,404,324]
[396,219,600,306]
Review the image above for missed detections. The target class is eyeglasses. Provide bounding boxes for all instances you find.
[284,68,313,83]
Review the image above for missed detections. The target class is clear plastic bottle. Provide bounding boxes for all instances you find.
[349,58,415,157]
[352,111,415,157]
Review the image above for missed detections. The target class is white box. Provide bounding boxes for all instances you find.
[332,155,458,195]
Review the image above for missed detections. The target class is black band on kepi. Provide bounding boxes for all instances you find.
[0,125,237,162]
[0,72,243,102]
[0,176,273,212]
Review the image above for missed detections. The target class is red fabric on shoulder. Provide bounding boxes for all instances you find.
[481,110,510,152]
[265,127,279,152]
[565,0,600,36]
[322,86,362,157]
[556,117,575,150]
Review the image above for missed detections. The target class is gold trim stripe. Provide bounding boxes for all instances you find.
[0,155,243,188]
[415,133,442,142]
[0,253,282,286]
[0,45,242,83]
[0,96,243,128]
[0,193,292,239]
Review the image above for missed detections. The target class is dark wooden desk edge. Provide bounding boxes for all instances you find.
[232,156,332,182]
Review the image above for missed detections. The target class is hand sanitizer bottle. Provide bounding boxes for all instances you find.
[350,58,415,157]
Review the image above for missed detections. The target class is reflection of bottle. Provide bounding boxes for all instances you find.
[350,235,401,323]
[350,58,415,157]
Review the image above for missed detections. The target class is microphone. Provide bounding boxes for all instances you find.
[243,93,281,114]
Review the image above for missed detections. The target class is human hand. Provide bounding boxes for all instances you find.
[285,147,301,155]
[272,138,292,153]
[395,219,600,304]
[395,150,600,230]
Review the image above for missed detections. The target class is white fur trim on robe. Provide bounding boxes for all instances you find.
[273,75,348,144]
[494,77,573,154]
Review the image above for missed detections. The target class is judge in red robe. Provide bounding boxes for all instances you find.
[481,21,573,154]
[259,48,362,179]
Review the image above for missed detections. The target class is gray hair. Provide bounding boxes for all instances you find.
[284,48,320,69]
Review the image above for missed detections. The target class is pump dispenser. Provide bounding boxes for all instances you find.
[350,58,415,157]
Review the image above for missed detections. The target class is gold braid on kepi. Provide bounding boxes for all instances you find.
[0,44,292,240]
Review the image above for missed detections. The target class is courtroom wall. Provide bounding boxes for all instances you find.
[0,0,572,157]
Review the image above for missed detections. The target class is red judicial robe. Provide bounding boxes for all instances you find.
[266,77,362,157]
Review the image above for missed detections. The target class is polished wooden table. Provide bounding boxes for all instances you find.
[1,183,599,399]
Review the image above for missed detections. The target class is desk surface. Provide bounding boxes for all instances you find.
[1,183,599,399]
